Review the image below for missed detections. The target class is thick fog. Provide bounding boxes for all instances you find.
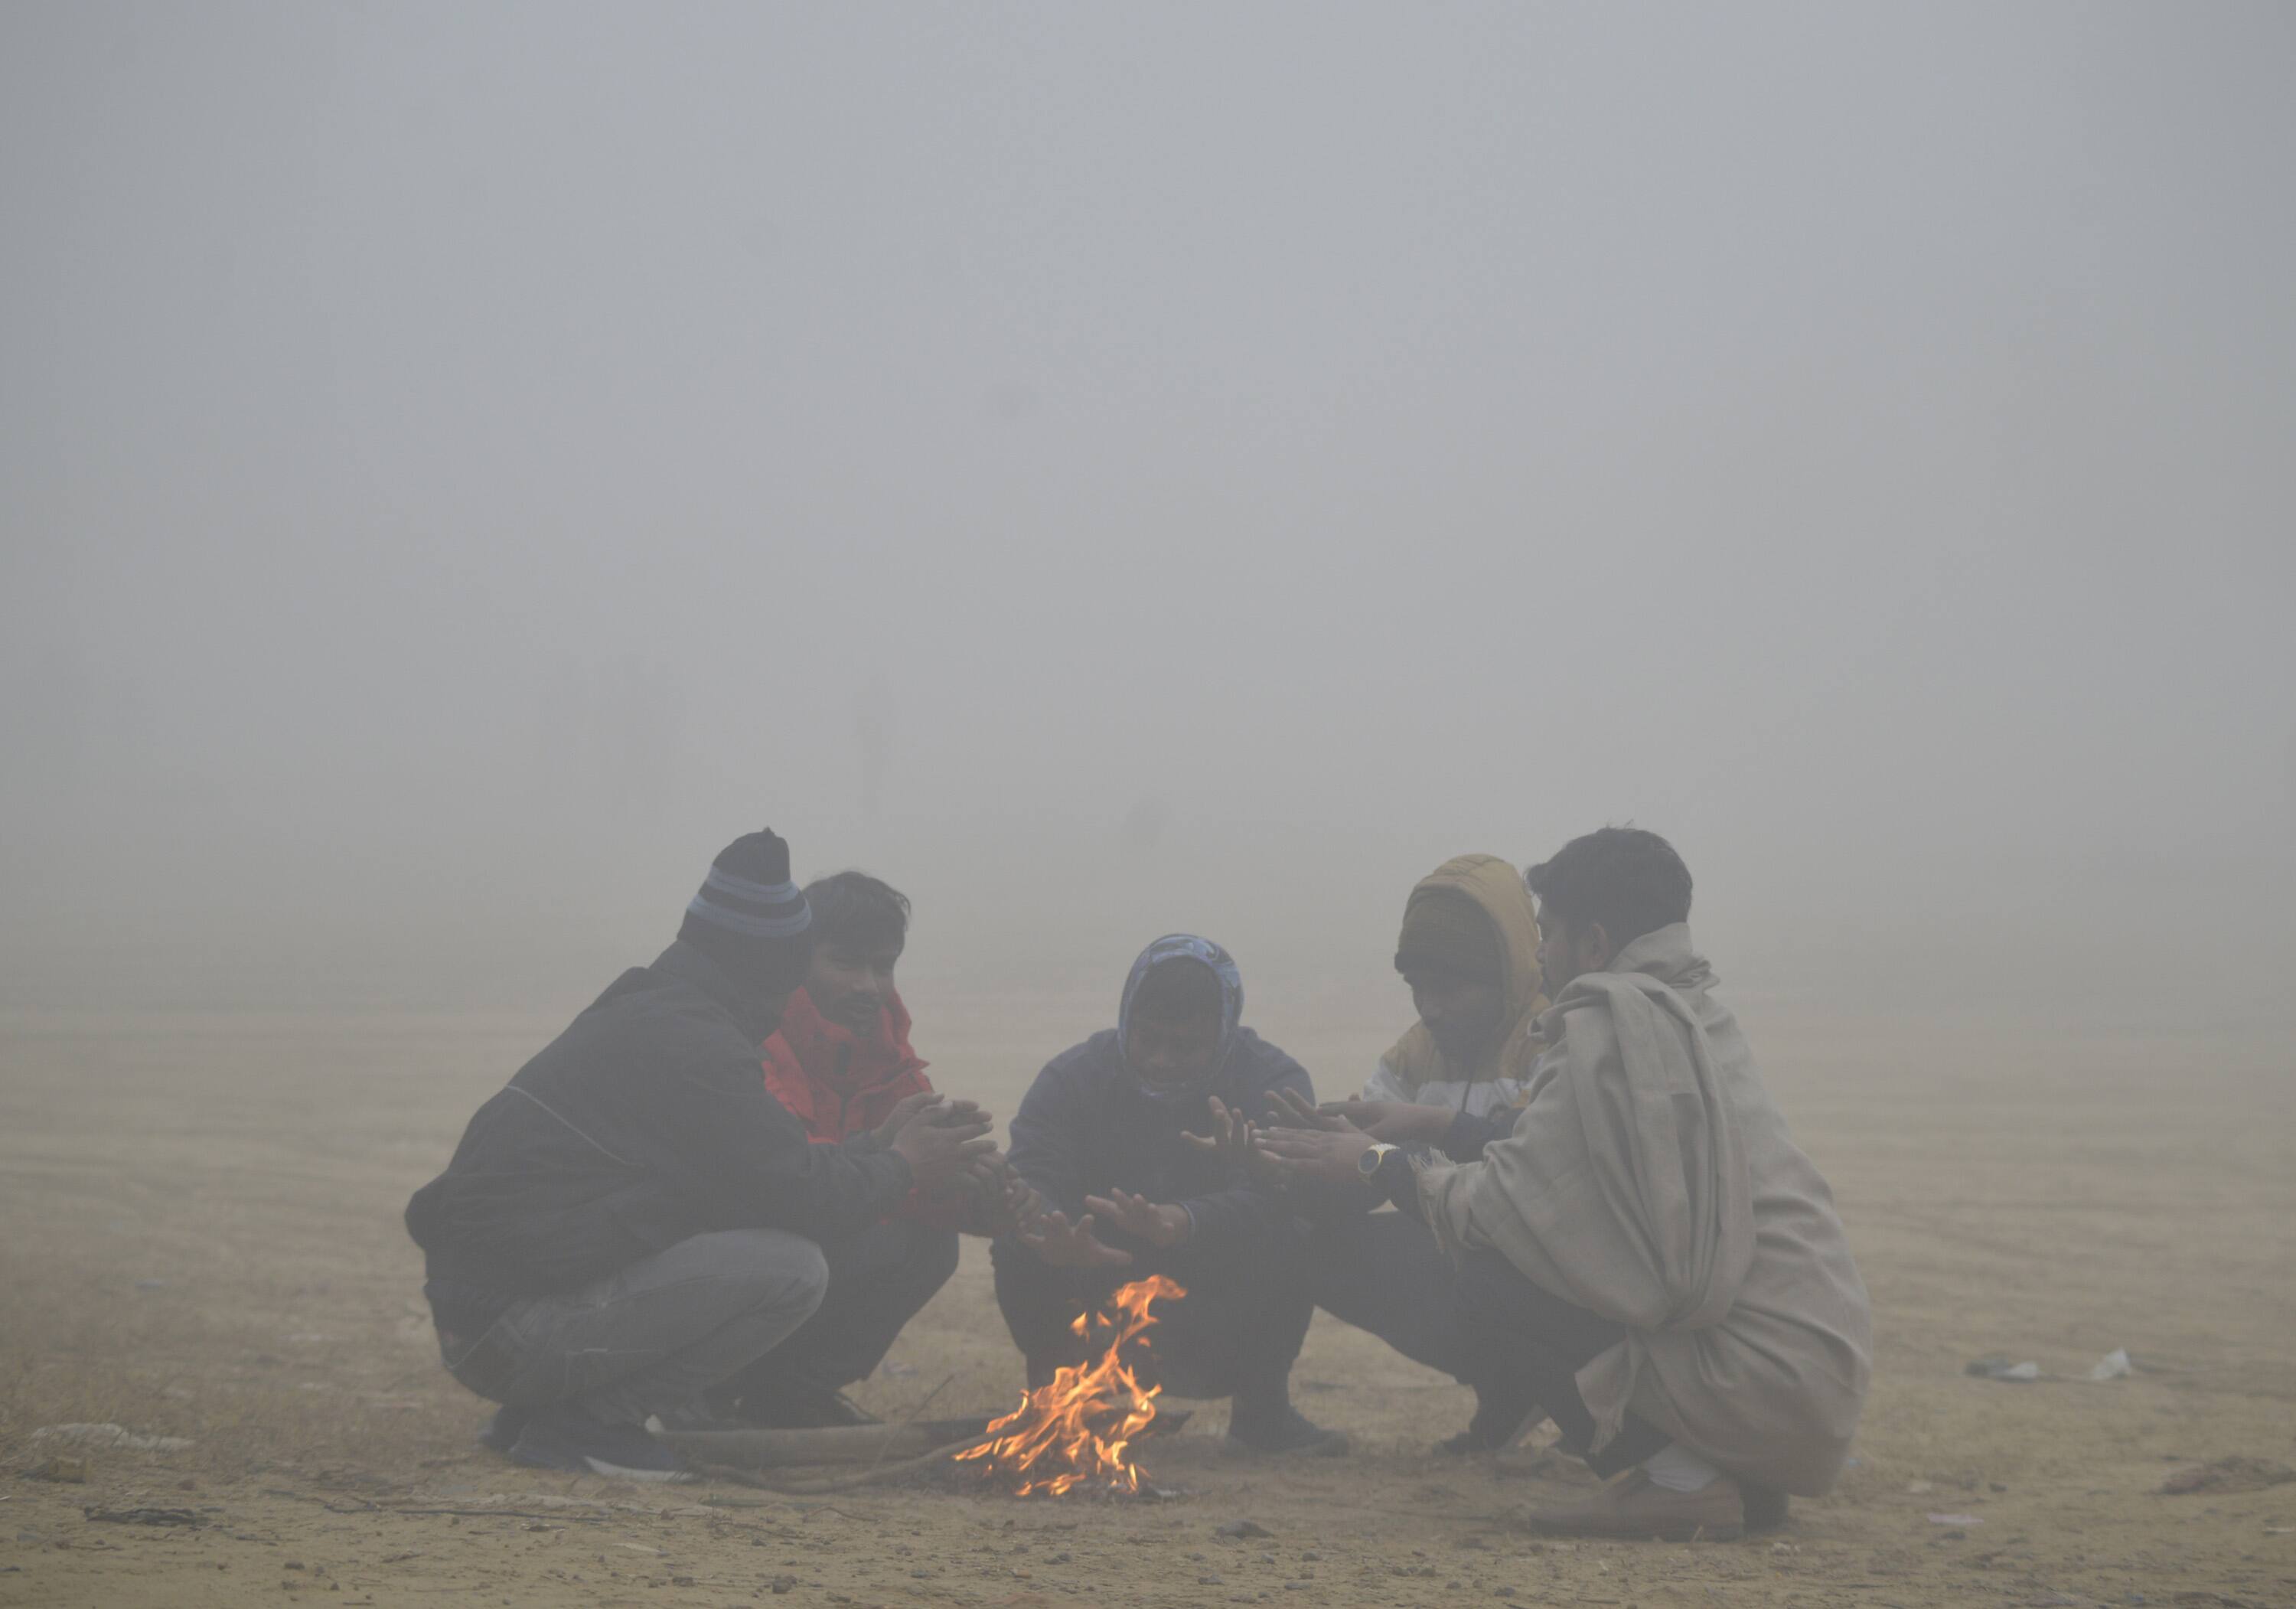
[4,4,2291,1033]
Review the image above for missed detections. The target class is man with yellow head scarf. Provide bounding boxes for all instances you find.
[1274,854,1554,1454]
[1368,853,1550,1116]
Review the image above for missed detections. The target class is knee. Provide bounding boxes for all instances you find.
[702,1229,830,1324]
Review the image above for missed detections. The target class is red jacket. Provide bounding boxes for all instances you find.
[762,986,967,1228]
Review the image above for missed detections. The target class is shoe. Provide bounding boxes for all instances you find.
[476,1405,528,1454]
[1225,1405,1350,1457]
[1741,1481,1789,1532]
[507,1405,694,1483]
[730,1376,880,1430]
[1518,1469,1744,1542]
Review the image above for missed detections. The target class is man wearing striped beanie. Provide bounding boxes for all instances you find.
[406,830,998,1481]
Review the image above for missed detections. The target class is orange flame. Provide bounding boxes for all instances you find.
[955,1274,1186,1497]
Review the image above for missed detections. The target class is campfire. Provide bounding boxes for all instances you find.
[954,1274,1186,1496]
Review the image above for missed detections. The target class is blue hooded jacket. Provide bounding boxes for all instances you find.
[1004,935,1314,1252]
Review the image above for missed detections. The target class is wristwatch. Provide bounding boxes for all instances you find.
[1356,1141,1401,1180]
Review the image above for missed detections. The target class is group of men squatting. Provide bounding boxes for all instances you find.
[406,825,1871,1541]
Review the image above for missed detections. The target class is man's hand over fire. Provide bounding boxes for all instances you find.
[1019,1208,1134,1269]
[1263,1086,1354,1133]
[870,1092,991,1152]
[887,1100,998,1192]
[1254,1123,1380,1185]
[1083,1187,1190,1249]
[868,1091,939,1150]
[1180,1096,1280,1186]
[1319,1097,1454,1145]
[990,1173,1049,1238]
[936,1147,1011,1227]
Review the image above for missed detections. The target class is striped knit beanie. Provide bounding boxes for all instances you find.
[677,829,812,952]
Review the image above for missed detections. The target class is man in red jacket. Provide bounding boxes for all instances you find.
[712,872,1013,1428]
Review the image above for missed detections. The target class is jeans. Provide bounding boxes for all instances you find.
[722,1217,960,1394]
[989,1215,1313,1425]
[437,1229,829,1427]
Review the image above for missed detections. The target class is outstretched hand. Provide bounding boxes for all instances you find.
[989,1173,1050,1239]
[1181,1095,1280,1186]
[1262,1086,1354,1133]
[1319,1097,1454,1146]
[1083,1187,1190,1249]
[937,1147,1010,1220]
[1017,1208,1134,1269]
[1254,1122,1379,1185]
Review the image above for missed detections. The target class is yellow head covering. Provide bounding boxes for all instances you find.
[1381,853,1548,1095]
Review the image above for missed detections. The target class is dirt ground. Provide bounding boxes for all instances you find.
[2,990,2292,1608]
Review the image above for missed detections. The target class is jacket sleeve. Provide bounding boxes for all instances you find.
[1440,1105,1520,1161]
[1006,1058,1089,1219]
[667,1045,915,1240]
[1173,1049,1313,1248]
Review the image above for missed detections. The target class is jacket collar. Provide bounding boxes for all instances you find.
[652,939,781,1045]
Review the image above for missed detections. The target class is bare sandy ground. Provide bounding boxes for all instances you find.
[2,990,2292,1608]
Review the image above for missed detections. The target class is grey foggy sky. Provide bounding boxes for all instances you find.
[4,3,2292,1026]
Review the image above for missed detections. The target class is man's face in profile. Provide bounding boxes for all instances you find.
[1534,903,1603,995]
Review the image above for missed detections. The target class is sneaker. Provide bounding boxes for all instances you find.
[1518,1469,1744,1542]
[507,1405,694,1483]
[1225,1405,1350,1457]
[476,1405,528,1454]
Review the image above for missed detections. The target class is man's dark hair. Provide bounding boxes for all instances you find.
[802,871,911,953]
[1525,827,1693,951]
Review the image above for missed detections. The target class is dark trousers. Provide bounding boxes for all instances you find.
[1307,1209,1473,1379]
[1309,1211,1670,1473]
[725,1218,959,1394]
[1453,1248,1671,1475]
[989,1217,1313,1425]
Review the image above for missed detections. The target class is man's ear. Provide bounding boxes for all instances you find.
[1580,921,1615,972]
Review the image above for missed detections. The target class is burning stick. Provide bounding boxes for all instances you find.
[955,1274,1186,1497]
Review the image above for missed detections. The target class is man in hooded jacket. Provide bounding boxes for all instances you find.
[1289,853,1554,1452]
[991,935,1345,1455]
